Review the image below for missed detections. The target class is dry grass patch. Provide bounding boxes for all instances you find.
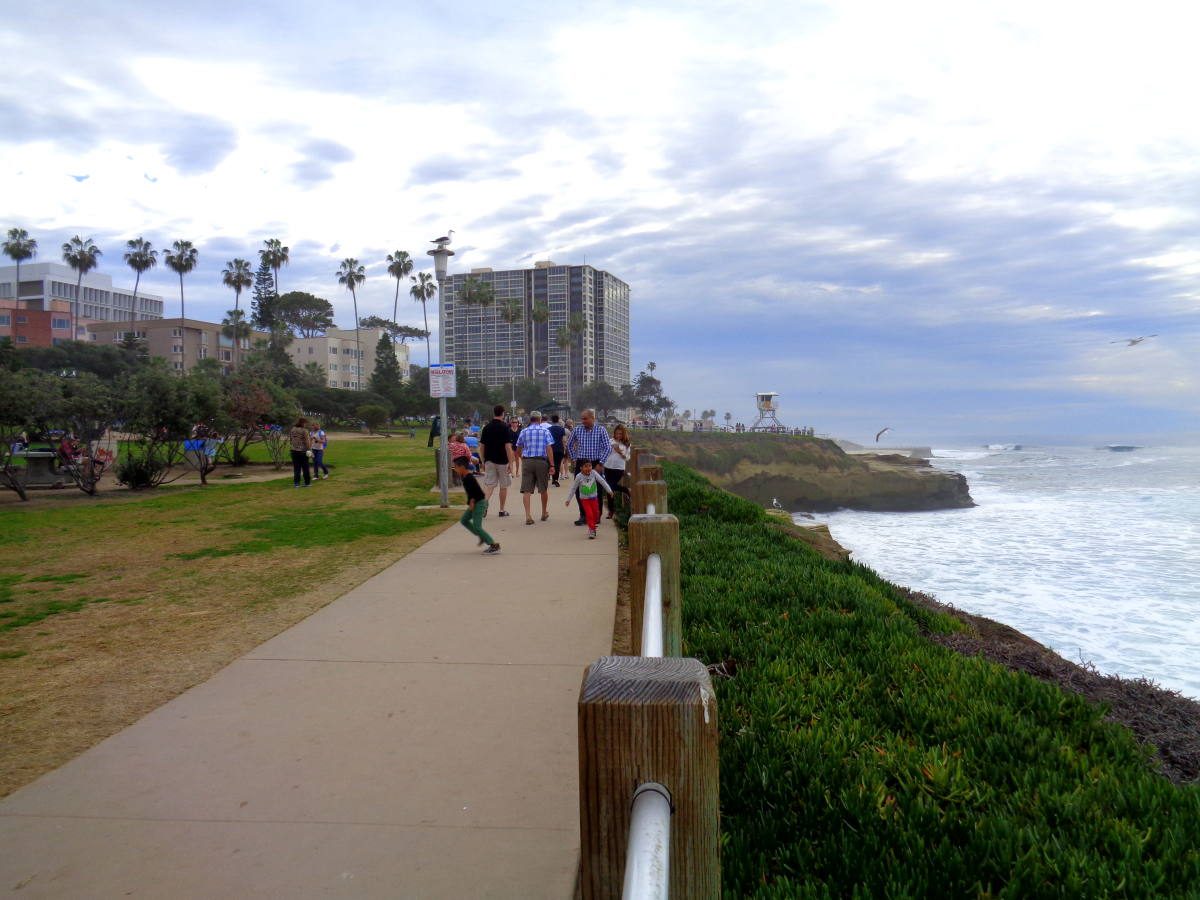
[0,440,454,797]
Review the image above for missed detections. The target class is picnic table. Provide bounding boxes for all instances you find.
[14,450,66,489]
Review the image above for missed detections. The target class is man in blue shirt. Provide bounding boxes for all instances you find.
[566,408,612,526]
[514,410,556,525]
[547,414,567,486]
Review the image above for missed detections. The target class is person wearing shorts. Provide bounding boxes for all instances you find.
[478,404,516,517]
[514,410,555,524]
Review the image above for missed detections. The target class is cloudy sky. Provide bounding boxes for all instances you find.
[4,0,1198,445]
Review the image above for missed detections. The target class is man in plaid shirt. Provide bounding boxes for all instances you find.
[566,408,612,526]
[514,410,556,524]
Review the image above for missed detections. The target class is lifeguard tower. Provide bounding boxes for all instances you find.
[750,391,785,432]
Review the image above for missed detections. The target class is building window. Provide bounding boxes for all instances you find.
[0,314,9,326]
[307,346,314,354]
[329,380,338,387]
[172,344,183,353]
[52,318,69,330]
[15,315,27,324]
[171,327,182,337]
[329,347,337,354]
[330,363,338,371]
[16,335,28,343]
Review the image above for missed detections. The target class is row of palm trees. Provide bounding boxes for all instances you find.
[7,228,589,398]
[4,229,442,386]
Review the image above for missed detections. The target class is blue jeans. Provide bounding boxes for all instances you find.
[312,448,328,475]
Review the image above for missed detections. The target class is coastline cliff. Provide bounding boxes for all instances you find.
[637,432,974,512]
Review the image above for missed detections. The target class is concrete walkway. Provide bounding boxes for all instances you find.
[0,481,617,898]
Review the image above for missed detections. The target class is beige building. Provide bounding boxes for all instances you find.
[287,327,410,390]
[87,317,264,374]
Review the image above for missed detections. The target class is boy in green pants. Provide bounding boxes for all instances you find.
[454,456,500,554]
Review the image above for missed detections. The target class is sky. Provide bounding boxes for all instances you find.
[3,0,1199,446]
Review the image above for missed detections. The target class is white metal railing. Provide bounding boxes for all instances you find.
[625,550,668,896]
[642,553,663,659]
[622,783,672,899]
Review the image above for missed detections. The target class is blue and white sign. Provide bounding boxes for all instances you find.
[429,363,457,398]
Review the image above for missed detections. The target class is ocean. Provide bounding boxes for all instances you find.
[805,445,1200,701]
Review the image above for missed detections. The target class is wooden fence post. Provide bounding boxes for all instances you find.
[578,656,720,899]
[631,479,667,516]
[626,513,682,657]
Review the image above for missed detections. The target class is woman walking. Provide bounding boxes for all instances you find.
[290,417,313,487]
[604,423,632,518]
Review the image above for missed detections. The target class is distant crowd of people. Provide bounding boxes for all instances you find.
[454,404,632,555]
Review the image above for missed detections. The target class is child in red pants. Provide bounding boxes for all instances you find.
[565,459,613,539]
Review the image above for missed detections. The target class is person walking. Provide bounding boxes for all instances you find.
[565,459,612,539]
[565,409,612,526]
[289,417,313,487]
[604,423,631,518]
[454,456,500,555]
[309,421,330,479]
[514,410,555,525]
[478,404,516,517]
[547,414,566,486]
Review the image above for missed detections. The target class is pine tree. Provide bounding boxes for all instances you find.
[370,332,403,394]
[250,257,277,331]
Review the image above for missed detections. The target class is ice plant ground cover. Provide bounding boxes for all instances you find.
[663,461,1200,896]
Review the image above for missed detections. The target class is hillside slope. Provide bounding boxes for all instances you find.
[637,432,973,512]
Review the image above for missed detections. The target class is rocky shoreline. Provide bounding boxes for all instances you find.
[638,432,973,512]
[776,513,1200,784]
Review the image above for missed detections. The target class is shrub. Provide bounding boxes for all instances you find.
[663,461,1200,896]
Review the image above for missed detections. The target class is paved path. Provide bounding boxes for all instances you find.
[0,481,617,898]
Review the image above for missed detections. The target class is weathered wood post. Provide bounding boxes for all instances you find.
[633,481,667,516]
[578,656,720,899]
[627,512,682,657]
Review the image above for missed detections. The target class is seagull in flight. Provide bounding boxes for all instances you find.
[875,426,892,442]
[1111,335,1157,347]
[68,174,90,182]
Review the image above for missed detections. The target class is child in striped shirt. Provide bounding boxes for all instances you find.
[564,460,613,538]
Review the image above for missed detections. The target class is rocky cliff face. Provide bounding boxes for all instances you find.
[639,433,974,512]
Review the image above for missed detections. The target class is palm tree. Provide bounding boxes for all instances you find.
[530,300,549,386]
[61,236,101,342]
[557,312,586,409]
[3,228,37,299]
[499,294,523,375]
[724,411,732,428]
[221,258,253,369]
[336,258,366,390]
[165,239,199,373]
[459,276,496,381]
[123,237,157,340]
[386,250,413,325]
[260,238,289,297]
[410,271,437,369]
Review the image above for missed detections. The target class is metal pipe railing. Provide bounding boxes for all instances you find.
[622,783,672,900]
[642,553,663,658]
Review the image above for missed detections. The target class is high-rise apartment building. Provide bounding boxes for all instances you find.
[0,262,164,347]
[439,261,630,408]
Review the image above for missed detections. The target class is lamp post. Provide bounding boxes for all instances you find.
[428,234,455,508]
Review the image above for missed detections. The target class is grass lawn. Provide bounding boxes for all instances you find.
[0,436,455,798]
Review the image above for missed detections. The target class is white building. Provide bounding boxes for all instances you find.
[287,327,410,390]
[0,262,164,341]
[439,261,631,409]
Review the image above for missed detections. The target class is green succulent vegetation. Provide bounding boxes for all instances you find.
[663,461,1200,896]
